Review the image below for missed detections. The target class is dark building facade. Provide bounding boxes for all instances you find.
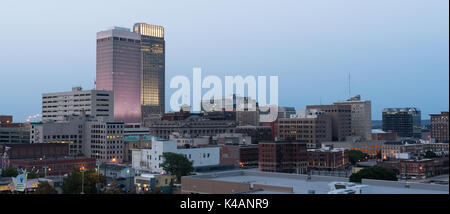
[220,144,258,168]
[382,108,421,138]
[133,23,165,118]
[430,112,449,143]
[96,27,142,123]
[9,156,96,177]
[258,141,307,174]
[1,143,69,159]
[235,126,273,144]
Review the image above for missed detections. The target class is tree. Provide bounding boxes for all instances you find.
[160,152,194,183]
[27,170,40,179]
[1,168,18,177]
[424,151,437,158]
[105,182,124,194]
[349,150,368,165]
[350,166,398,183]
[62,168,103,194]
[34,181,57,194]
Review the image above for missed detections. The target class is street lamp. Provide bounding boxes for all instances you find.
[42,165,49,178]
[80,166,87,194]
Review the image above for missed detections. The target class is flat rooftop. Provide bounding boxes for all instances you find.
[189,169,449,194]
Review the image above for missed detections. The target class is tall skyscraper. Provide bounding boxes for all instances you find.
[334,95,372,141]
[96,27,142,123]
[133,23,165,119]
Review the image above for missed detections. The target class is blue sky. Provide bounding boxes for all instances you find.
[0,0,448,122]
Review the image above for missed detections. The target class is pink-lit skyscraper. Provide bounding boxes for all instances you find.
[96,27,142,123]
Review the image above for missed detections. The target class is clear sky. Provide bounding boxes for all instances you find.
[0,0,448,122]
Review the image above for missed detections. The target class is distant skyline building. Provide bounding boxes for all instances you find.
[382,107,421,138]
[42,87,114,122]
[133,23,166,119]
[96,27,142,123]
[334,95,372,141]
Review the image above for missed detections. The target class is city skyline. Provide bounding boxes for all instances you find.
[0,0,449,122]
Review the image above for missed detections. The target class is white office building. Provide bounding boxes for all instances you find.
[30,113,125,163]
[42,87,114,122]
[132,137,220,173]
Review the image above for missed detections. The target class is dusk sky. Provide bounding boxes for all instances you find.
[0,0,448,122]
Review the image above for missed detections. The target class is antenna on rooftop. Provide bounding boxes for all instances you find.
[348,73,351,98]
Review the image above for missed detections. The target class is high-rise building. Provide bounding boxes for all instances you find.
[96,27,142,123]
[306,104,352,141]
[42,87,114,122]
[133,23,166,119]
[429,111,449,143]
[382,107,421,138]
[334,95,372,140]
[278,109,332,149]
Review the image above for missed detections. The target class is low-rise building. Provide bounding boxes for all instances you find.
[382,140,449,160]
[307,147,349,171]
[123,135,152,163]
[399,159,435,179]
[372,129,398,141]
[131,137,220,174]
[9,156,96,177]
[321,140,384,158]
[258,141,308,174]
[235,125,272,144]
[220,144,258,168]
[134,173,175,194]
[181,169,449,194]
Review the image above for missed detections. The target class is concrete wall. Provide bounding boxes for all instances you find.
[362,179,449,192]
[181,177,250,194]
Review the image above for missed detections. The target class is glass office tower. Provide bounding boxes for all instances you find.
[96,27,142,123]
[382,107,421,138]
[133,23,165,119]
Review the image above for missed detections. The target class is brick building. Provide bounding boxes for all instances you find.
[9,156,96,177]
[430,111,449,143]
[399,159,435,178]
[1,143,68,159]
[258,141,307,174]
[307,147,350,171]
[220,144,258,168]
[278,109,332,149]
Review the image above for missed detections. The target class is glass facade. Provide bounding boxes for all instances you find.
[96,28,142,123]
[133,23,165,118]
